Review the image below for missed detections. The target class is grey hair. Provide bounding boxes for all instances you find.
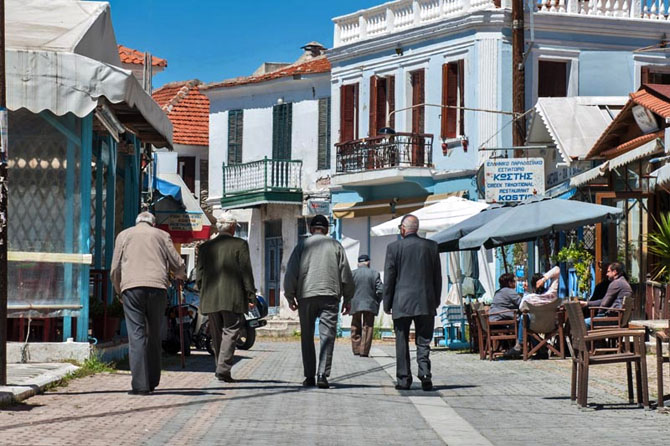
[136,211,155,226]
[401,214,419,233]
[358,261,370,267]
[216,220,236,233]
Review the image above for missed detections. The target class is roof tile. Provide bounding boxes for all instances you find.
[118,45,167,68]
[152,80,209,146]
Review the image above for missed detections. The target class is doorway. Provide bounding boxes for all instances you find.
[264,220,283,315]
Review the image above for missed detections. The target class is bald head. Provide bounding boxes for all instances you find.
[400,214,419,237]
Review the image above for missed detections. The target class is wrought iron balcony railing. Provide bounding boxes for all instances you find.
[335,132,433,174]
[223,157,302,197]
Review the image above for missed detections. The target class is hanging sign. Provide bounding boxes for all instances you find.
[484,158,545,203]
[304,199,331,216]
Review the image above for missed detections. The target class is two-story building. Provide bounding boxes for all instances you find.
[327,0,670,281]
[202,43,332,314]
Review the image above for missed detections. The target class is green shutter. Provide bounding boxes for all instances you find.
[227,110,243,164]
[318,97,331,170]
[272,103,292,160]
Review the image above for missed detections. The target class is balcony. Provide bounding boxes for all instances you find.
[334,133,434,186]
[221,158,303,209]
[333,0,654,47]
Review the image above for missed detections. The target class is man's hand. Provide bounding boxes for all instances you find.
[248,301,255,310]
[342,303,351,316]
[535,277,546,289]
[287,297,298,311]
[579,300,588,307]
[384,308,391,315]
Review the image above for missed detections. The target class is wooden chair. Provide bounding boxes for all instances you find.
[520,299,565,361]
[465,302,480,354]
[656,327,670,407]
[476,308,518,361]
[588,295,633,354]
[564,301,649,408]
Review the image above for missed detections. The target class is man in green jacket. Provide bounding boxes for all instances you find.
[284,214,354,389]
[196,211,256,382]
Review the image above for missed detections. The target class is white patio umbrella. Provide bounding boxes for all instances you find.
[370,196,489,236]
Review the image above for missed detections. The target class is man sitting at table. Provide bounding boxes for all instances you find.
[580,262,631,329]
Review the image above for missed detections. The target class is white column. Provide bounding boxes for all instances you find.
[477,38,500,167]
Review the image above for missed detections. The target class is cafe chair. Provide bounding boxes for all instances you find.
[520,299,565,361]
[564,302,649,408]
[476,308,518,361]
[588,294,633,354]
[655,324,670,407]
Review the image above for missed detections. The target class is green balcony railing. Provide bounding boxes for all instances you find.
[222,157,302,199]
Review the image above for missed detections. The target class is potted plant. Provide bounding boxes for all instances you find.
[91,295,124,342]
[555,241,594,298]
[648,212,670,282]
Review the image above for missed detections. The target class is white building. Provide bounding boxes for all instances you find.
[202,43,332,314]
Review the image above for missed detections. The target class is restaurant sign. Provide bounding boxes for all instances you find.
[484,158,545,203]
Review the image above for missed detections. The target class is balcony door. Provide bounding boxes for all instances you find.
[272,103,292,188]
[410,69,425,166]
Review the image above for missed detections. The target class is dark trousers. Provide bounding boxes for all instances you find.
[393,315,434,387]
[122,287,166,392]
[298,296,339,378]
[208,310,244,375]
[351,311,375,356]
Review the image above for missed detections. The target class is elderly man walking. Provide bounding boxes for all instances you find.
[284,214,355,389]
[111,211,186,395]
[350,254,383,357]
[196,211,257,383]
[383,214,442,391]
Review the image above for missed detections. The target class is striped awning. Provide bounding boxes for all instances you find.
[608,139,662,170]
[653,164,670,189]
[569,162,609,187]
[332,190,465,219]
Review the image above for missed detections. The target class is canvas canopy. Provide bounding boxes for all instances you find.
[429,205,509,252]
[370,197,488,236]
[154,173,212,243]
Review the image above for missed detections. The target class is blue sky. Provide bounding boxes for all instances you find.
[108,0,382,88]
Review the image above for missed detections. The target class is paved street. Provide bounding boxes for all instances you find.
[0,340,669,445]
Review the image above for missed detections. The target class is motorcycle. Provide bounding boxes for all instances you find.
[162,278,268,355]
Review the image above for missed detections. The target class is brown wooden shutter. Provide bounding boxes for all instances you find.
[641,66,650,86]
[442,63,459,139]
[538,61,567,98]
[388,76,395,129]
[369,76,378,137]
[340,84,356,142]
[376,78,388,132]
[411,69,425,135]
[458,59,465,136]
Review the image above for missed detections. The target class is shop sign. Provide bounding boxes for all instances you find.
[485,158,545,203]
[305,199,331,216]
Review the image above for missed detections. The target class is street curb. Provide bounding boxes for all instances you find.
[0,364,79,406]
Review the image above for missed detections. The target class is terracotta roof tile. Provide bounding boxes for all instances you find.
[202,56,330,90]
[118,45,167,68]
[600,130,663,159]
[631,84,670,118]
[152,80,209,146]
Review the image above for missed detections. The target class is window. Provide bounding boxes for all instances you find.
[177,156,196,193]
[641,66,670,85]
[272,103,292,159]
[318,97,331,170]
[410,69,425,135]
[441,60,465,140]
[369,75,395,137]
[227,110,243,164]
[538,60,568,98]
[339,83,359,142]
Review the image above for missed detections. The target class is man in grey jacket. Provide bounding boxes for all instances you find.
[350,254,383,357]
[383,214,442,391]
[284,214,355,389]
[111,212,186,395]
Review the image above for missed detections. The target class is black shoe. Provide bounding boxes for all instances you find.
[360,353,369,357]
[395,383,411,390]
[302,377,316,387]
[419,377,433,391]
[502,347,522,360]
[128,390,151,395]
[216,372,235,383]
[533,350,549,360]
[352,351,360,356]
[317,374,329,389]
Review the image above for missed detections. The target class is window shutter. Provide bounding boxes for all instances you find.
[442,63,459,139]
[227,110,243,164]
[369,76,378,137]
[458,59,465,136]
[318,97,331,170]
[641,66,650,85]
[340,84,358,142]
[388,76,395,129]
[411,69,425,134]
[272,103,292,160]
[376,78,388,133]
[538,61,568,98]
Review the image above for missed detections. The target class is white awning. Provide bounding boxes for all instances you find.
[569,161,609,187]
[652,164,670,189]
[608,139,662,170]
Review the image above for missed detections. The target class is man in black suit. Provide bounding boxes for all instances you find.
[383,214,442,391]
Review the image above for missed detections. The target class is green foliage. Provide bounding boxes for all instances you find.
[648,212,670,282]
[555,242,593,295]
[46,353,115,391]
[512,243,526,267]
[89,296,124,318]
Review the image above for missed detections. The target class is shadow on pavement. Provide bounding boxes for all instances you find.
[0,401,43,412]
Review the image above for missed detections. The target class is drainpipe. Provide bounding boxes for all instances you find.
[512,0,526,155]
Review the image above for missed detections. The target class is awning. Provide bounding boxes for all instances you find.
[652,164,670,189]
[154,173,211,243]
[569,161,609,187]
[332,191,465,219]
[370,197,488,236]
[608,139,662,170]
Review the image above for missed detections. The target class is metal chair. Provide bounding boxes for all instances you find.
[564,301,649,408]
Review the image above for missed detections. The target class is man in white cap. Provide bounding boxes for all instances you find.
[196,210,256,382]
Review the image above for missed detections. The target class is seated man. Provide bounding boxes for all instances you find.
[581,262,631,329]
[489,273,520,323]
[504,266,560,359]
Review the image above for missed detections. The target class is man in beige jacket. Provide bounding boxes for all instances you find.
[111,211,186,395]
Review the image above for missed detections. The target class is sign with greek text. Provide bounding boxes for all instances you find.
[484,158,544,203]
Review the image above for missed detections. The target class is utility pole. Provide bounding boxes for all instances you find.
[512,0,526,156]
[0,0,8,386]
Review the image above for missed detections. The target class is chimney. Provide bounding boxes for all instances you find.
[300,41,326,59]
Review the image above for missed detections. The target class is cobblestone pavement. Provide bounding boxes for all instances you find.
[1,340,669,446]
